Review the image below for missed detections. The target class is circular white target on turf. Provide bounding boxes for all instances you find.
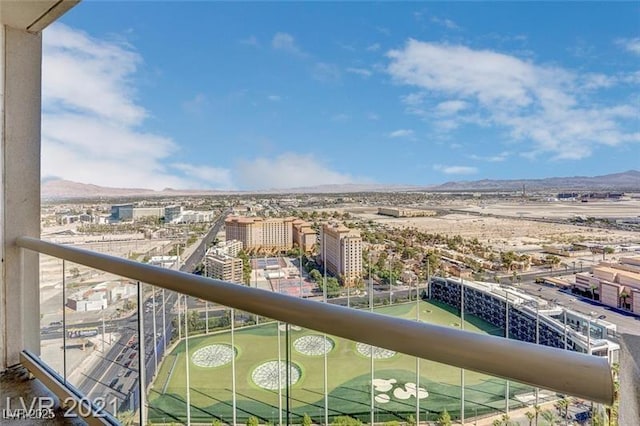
[252,361,300,390]
[356,343,396,359]
[293,335,334,356]
[191,344,235,367]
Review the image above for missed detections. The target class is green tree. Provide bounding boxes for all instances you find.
[309,269,322,283]
[318,277,341,298]
[331,416,362,426]
[246,416,259,426]
[545,255,561,271]
[405,414,416,426]
[116,410,135,426]
[302,413,312,426]
[436,409,452,426]
[238,250,252,285]
[188,309,203,332]
[212,420,223,426]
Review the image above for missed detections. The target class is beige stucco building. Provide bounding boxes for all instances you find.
[225,216,295,253]
[319,223,362,286]
[377,207,436,218]
[292,219,317,252]
[574,257,640,313]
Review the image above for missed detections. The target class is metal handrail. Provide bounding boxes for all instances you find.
[17,236,614,404]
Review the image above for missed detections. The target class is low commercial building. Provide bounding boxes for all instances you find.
[165,205,183,222]
[110,204,164,221]
[574,257,640,313]
[377,207,436,218]
[131,207,165,221]
[174,210,214,223]
[66,291,107,312]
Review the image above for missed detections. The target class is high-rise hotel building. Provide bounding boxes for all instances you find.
[225,216,296,253]
[320,223,362,286]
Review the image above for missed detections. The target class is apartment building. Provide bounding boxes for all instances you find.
[205,253,243,283]
[292,219,317,252]
[225,216,295,253]
[574,256,640,313]
[319,223,362,286]
[214,240,243,257]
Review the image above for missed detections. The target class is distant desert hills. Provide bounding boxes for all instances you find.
[434,170,640,192]
[41,170,640,200]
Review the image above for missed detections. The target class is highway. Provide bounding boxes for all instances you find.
[66,210,229,416]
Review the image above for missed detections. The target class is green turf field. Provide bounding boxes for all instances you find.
[148,300,533,424]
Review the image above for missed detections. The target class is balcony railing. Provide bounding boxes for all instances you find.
[17,236,614,425]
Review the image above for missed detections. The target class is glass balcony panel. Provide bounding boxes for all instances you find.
[27,239,610,425]
[61,260,141,420]
[147,291,287,425]
[39,253,65,377]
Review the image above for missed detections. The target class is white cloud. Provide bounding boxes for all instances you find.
[469,152,510,162]
[235,153,363,190]
[272,32,305,56]
[367,43,381,52]
[367,112,380,121]
[331,113,350,122]
[171,163,233,189]
[387,39,639,160]
[42,24,229,190]
[268,95,282,101]
[389,129,414,138]
[239,36,260,47]
[346,67,372,77]
[433,164,478,175]
[435,100,469,115]
[430,17,460,30]
[43,24,145,126]
[182,93,209,114]
[616,37,640,55]
[312,62,341,82]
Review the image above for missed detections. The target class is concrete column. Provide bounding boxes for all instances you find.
[0,24,42,369]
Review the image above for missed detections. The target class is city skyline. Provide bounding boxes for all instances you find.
[43,2,639,190]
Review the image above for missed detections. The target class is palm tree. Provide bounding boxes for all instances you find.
[557,397,570,423]
[589,284,598,301]
[619,290,630,309]
[541,409,558,425]
[534,404,541,426]
[525,411,535,426]
[116,410,136,426]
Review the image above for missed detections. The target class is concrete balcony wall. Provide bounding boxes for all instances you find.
[619,333,640,424]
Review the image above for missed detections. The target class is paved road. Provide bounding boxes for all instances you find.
[69,210,230,415]
[180,208,231,273]
[515,279,640,336]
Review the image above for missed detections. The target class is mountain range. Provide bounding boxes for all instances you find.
[41,170,640,200]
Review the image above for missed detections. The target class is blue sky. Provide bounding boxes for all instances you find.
[42,2,639,190]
